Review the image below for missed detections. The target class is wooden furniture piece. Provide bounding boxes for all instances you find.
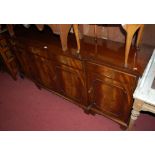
[122,24,144,67]
[0,32,17,80]
[9,25,153,129]
[127,50,155,130]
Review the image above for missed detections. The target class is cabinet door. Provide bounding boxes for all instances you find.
[31,54,58,91]
[0,42,18,80]
[86,63,137,125]
[15,46,32,78]
[55,65,87,105]
[87,74,128,122]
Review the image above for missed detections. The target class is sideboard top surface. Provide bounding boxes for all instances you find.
[13,25,154,77]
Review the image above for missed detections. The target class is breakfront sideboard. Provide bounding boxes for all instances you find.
[3,24,154,129]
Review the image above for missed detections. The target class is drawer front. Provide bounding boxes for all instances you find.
[54,55,83,70]
[86,62,137,86]
[15,40,51,58]
[28,45,55,60]
[29,46,47,57]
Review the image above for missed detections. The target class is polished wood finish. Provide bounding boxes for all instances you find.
[35,24,80,52]
[9,25,153,128]
[7,24,145,67]
[91,24,145,67]
[86,62,137,125]
[7,24,80,53]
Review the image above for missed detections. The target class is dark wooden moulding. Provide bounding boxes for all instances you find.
[9,25,154,129]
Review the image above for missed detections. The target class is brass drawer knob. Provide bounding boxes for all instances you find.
[43,46,48,49]
[88,87,93,94]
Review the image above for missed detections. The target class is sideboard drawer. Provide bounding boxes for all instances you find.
[28,46,50,58]
[54,55,83,70]
[86,62,137,85]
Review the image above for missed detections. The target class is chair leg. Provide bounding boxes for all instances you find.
[59,24,72,51]
[136,25,144,49]
[124,25,141,67]
[73,24,80,53]
[124,32,134,67]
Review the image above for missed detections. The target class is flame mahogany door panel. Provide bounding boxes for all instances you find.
[55,64,87,106]
[30,54,58,91]
[27,45,59,92]
[86,62,137,126]
[14,42,33,78]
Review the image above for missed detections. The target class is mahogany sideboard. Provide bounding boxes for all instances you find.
[5,25,153,129]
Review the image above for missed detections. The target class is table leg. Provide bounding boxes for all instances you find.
[127,99,144,130]
[127,109,140,130]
